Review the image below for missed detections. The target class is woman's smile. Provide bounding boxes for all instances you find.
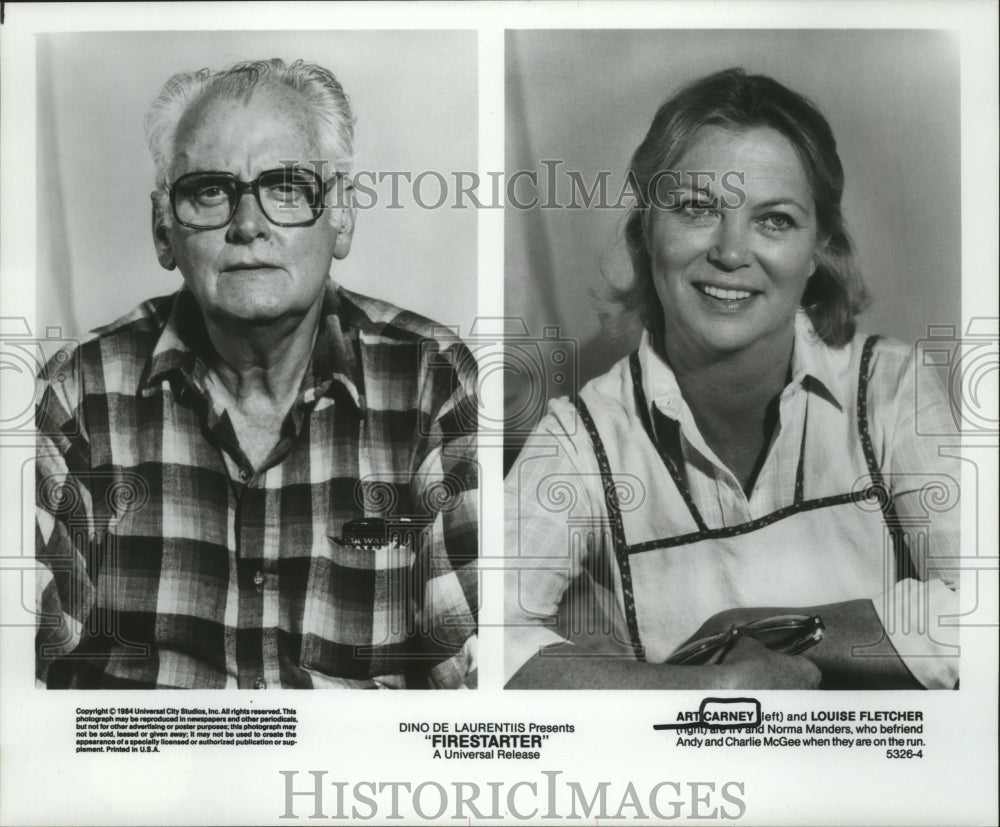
[692,281,762,311]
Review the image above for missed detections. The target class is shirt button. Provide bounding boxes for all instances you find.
[239,468,250,481]
[254,677,266,690]
[253,571,264,592]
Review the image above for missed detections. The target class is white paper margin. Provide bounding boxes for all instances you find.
[1,3,996,826]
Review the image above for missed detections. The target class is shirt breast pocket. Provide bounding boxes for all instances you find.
[299,530,419,681]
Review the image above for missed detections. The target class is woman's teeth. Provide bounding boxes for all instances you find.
[697,284,753,300]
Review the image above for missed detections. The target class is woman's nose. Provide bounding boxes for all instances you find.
[707,216,752,271]
[226,192,271,243]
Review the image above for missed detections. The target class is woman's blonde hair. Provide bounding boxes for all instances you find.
[614,68,869,346]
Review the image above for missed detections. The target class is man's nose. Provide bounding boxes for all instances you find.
[706,215,752,271]
[225,192,271,242]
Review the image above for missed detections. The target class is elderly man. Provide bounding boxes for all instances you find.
[35,59,478,689]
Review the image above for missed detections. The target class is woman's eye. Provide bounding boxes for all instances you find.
[759,213,795,231]
[676,201,718,219]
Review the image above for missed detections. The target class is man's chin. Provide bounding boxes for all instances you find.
[205,301,311,330]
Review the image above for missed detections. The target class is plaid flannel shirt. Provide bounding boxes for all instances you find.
[36,282,478,689]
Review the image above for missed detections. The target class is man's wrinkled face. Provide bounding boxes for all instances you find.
[153,87,352,327]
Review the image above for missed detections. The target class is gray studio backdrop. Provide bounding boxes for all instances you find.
[37,30,477,341]
[505,29,961,445]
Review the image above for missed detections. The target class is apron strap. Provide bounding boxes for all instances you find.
[573,395,646,660]
[628,351,709,532]
[857,335,917,582]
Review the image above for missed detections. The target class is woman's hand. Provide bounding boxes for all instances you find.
[681,600,922,688]
[506,637,820,689]
[681,607,784,648]
[718,636,821,689]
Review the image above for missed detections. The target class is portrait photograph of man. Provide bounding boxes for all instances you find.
[33,31,479,689]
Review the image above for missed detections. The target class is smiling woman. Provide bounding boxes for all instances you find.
[504,68,961,691]
[647,126,822,492]
[644,122,826,494]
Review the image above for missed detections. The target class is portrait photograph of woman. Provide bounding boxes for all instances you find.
[503,30,962,690]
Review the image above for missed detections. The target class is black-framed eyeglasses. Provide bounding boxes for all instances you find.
[168,167,340,229]
[667,614,825,665]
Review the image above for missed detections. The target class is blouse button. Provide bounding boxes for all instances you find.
[254,677,266,690]
[239,468,250,481]
[253,571,265,593]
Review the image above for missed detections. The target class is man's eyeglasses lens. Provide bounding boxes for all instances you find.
[170,168,326,228]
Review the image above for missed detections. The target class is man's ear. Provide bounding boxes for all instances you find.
[151,192,176,271]
[331,178,356,261]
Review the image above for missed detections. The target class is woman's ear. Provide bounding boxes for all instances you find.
[151,192,176,271]
[809,234,831,278]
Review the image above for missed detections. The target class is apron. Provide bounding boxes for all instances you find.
[567,335,913,663]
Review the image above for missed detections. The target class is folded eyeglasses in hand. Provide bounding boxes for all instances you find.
[667,614,825,666]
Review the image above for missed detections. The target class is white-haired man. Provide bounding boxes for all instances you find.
[36,59,478,689]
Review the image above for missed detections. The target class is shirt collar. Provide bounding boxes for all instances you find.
[787,310,849,409]
[141,281,363,411]
[638,310,849,421]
